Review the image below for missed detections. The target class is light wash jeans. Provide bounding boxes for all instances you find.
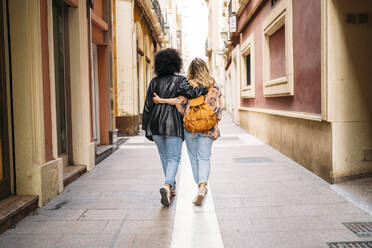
[153,135,183,188]
[184,129,213,185]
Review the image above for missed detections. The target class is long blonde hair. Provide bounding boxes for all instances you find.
[187,58,215,88]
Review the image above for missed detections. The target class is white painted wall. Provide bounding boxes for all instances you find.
[116,0,137,116]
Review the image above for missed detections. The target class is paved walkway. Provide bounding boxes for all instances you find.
[210,114,372,247]
[0,112,371,248]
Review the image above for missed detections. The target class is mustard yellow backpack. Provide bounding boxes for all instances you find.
[184,95,217,133]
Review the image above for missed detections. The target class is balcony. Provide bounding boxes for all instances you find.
[151,0,165,33]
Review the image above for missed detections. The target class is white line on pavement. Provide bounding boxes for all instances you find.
[171,146,224,248]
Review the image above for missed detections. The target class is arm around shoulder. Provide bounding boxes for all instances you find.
[177,77,208,98]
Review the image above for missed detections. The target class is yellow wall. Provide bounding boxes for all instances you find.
[67,0,95,170]
[7,0,93,206]
[115,0,159,126]
[327,0,372,179]
[134,5,155,113]
[9,0,45,198]
[239,110,333,182]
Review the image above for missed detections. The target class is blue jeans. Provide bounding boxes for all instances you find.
[153,135,183,188]
[184,129,213,185]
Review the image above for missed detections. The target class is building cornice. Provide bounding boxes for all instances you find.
[238,0,264,33]
[230,0,264,42]
[237,0,250,16]
[134,0,164,46]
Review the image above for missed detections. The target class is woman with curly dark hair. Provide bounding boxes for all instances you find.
[153,58,223,206]
[142,48,206,207]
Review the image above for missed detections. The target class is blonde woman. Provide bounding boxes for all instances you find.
[142,49,207,207]
[153,58,222,206]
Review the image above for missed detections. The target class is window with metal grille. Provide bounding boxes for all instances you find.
[346,14,357,24]
[346,13,369,24]
[359,13,369,24]
[246,54,251,86]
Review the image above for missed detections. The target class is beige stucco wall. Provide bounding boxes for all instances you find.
[161,0,177,49]
[116,0,137,117]
[332,122,372,179]
[38,159,61,205]
[68,1,95,171]
[326,0,372,179]
[136,22,145,115]
[8,0,94,207]
[239,110,333,182]
[8,0,60,206]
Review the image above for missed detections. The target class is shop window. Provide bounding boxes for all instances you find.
[262,0,293,97]
[240,34,255,98]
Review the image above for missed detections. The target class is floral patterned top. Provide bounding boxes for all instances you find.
[176,81,223,141]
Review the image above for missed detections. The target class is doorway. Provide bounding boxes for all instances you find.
[92,43,100,145]
[0,0,11,200]
[52,0,73,166]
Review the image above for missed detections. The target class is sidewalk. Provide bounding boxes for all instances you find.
[0,112,371,248]
[211,113,372,247]
[0,140,175,248]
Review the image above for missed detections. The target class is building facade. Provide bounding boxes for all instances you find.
[113,0,176,136]
[160,0,181,51]
[0,0,117,232]
[215,0,372,183]
[89,0,117,164]
[205,0,229,108]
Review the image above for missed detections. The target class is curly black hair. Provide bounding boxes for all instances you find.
[154,48,182,77]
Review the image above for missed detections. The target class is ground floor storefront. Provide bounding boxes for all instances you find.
[0,0,118,233]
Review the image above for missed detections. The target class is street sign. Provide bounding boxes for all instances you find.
[229,15,237,33]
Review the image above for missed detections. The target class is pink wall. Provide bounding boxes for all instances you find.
[238,0,322,114]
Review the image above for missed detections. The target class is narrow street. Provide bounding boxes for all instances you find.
[0,0,371,247]
[0,112,370,248]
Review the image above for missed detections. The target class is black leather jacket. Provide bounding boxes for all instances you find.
[142,74,207,141]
